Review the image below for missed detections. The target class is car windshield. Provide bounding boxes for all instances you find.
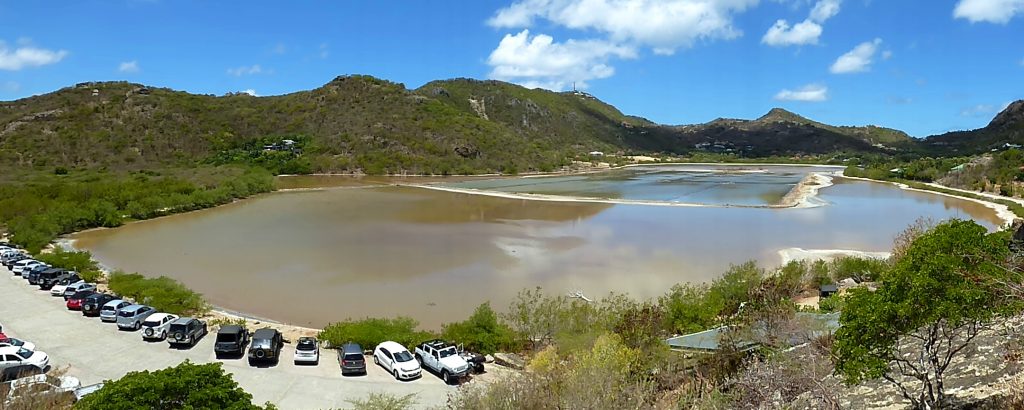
[142,320,159,327]
[118,309,136,317]
[439,347,457,358]
[101,305,115,311]
[216,333,238,343]
[169,324,188,333]
[344,353,363,361]
[17,348,32,359]
[6,339,24,346]
[297,341,317,351]
[393,350,414,362]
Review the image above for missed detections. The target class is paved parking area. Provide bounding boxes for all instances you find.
[0,267,456,409]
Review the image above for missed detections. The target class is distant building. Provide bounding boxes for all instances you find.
[665,312,841,353]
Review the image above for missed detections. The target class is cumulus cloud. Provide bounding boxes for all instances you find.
[488,0,759,55]
[0,40,68,70]
[774,83,828,102]
[953,0,1024,23]
[118,60,139,73]
[227,64,263,76]
[762,0,841,46]
[830,38,882,74]
[487,30,636,90]
[241,89,258,96]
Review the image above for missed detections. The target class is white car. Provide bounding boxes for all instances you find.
[10,259,40,275]
[0,338,35,352]
[373,341,421,380]
[141,313,179,340]
[0,346,49,371]
[50,277,82,297]
[293,337,319,365]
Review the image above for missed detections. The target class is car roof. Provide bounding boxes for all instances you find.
[0,346,26,355]
[252,328,278,338]
[218,324,244,334]
[146,313,174,321]
[170,317,196,325]
[377,341,408,352]
[122,304,147,312]
[102,299,127,307]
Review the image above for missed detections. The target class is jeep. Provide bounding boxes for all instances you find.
[168,317,207,348]
[214,325,249,358]
[247,328,283,366]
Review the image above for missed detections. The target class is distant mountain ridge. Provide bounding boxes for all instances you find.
[921,100,1024,155]
[0,75,1019,173]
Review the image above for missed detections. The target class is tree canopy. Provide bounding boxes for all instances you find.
[74,361,272,410]
[833,219,1013,409]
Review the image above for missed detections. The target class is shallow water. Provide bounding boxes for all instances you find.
[73,170,1003,329]
[439,164,834,206]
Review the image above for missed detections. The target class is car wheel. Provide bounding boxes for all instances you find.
[442,370,451,385]
[135,322,141,330]
[161,331,167,339]
[394,370,400,380]
[374,356,379,365]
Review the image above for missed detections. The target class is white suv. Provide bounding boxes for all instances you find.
[141,313,179,340]
[0,346,49,371]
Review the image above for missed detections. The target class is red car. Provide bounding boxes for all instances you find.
[66,290,97,310]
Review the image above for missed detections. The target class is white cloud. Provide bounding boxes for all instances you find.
[953,0,1024,24]
[830,38,882,74]
[881,50,893,60]
[488,0,759,55]
[487,29,636,90]
[0,40,68,71]
[762,19,823,46]
[809,0,841,21]
[774,83,828,102]
[241,89,258,96]
[227,64,263,76]
[762,0,841,46]
[118,60,139,73]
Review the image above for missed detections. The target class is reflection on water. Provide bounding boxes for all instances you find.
[73,172,1002,329]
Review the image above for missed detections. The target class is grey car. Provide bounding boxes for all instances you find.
[115,305,156,331]
[338,343,366,375]
[167,318,207,348]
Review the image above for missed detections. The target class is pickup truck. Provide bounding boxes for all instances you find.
[414,340,471,385]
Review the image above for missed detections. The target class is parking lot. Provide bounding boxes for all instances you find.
[0,266,457,409]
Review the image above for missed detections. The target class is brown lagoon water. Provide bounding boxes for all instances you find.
[72,167,1004,329]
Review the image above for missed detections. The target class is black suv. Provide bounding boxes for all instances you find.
[38,269,71,290]
[168,317,208,348]
[214,325,249,358]
[247,328,283,366]
[81,293,117,316]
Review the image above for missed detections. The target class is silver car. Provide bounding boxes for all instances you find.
[99,300,130,322]
[115,305,156,331]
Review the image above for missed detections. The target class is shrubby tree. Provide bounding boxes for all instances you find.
[833,220,1014,409]
[441,302,518,355]
[74,361,272,410]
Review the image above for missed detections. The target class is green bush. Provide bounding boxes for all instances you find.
[35,248,103,282]
[346,392,418,410]
[107,271,209,315]
[441,302,518,355]
[74,361,272,410]
[318,317,435,350]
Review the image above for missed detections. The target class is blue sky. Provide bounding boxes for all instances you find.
[0,0,1022,137]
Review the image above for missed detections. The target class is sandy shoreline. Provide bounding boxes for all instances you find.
[778,247,892,265]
